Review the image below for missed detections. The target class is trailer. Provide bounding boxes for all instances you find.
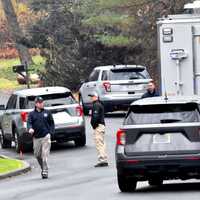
[157,0,200,96]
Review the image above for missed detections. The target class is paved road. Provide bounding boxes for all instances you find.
[0,114,200,200]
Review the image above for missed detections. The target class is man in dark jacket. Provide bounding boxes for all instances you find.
[89,92,108,167]
[27,96,55,179]
[142,81,159,98]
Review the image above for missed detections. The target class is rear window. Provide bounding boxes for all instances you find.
[124,103,200,125]
[107,68,149,81]
[27,92,76,108]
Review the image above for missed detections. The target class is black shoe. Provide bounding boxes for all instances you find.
[41,171,48,179]
[94,162,109,167]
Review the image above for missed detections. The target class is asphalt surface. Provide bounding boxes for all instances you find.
[0,113,200,200]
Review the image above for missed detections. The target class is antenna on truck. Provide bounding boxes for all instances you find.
[163,77,168,102]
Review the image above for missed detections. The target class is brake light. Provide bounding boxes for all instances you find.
[21,112,28,122]
[76,105,83,117]
[185,156,200,161]
[117,129,125,145]
[127,160,140,164]
[103,82,111,92]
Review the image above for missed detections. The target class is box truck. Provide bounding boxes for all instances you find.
[157,0,200,96]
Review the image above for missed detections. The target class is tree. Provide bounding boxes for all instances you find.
[27,0,192,90]
[1,0,33,65]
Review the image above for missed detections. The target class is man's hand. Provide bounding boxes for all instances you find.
[29,128,34,135]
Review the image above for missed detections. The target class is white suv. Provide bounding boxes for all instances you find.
[79,65,152,114]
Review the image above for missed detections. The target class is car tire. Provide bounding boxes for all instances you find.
[14,129,31,153]
[148,179,163,186]
[74,134,86,147]
[0,129,12,148]
[117,173,137,192]
[79,96,89,115]
[14,129,22,153]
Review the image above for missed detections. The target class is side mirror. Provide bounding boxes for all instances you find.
[80,79,85,84]
[0,105,5,110]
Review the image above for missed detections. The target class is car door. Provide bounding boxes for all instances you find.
[81,69,100,103]
[2,94,17,137]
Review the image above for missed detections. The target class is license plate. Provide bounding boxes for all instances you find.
[122,85,142,91]
[153,134,171,144]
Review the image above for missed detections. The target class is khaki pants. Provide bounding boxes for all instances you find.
[93,124,108,163]
[33,134,51,172]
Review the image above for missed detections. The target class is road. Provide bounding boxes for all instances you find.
[0,114,200,200]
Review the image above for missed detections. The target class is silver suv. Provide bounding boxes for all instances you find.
[79,65,152,114]
[0,87,86,153]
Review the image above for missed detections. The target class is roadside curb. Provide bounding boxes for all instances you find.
[0,155,31,180]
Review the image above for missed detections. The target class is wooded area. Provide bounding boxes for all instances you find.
[0,0,190,90]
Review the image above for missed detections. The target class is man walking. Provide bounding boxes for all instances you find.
[27,96,55,179]
[89,92,108,167]
[142,81,159,98]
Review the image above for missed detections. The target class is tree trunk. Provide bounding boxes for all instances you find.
[1,0,33,66]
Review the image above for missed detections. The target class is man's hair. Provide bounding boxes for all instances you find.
[149,80,155,84]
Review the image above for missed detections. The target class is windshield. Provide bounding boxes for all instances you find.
[124,103,200,125]
[27,92,76,108]
[108,69,149,80]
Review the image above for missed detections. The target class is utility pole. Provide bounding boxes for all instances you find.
[25,62,30,89]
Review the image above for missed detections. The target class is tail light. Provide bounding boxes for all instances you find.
[76,105,83,117]
[117,129,125,145]
[103,82,111,92]
[185,156,200,161]
[21,112,28,122]
[127,160,140,164]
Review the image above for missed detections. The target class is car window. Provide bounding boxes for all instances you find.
[88,70,100,82]
[124,103,200,125]
[27,92,76,108]
[6,95,17,109]
[109,68,149,80]
[101,70,109,81]
[19,97,26,109]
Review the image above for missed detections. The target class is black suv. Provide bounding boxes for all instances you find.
[116,96,200,192]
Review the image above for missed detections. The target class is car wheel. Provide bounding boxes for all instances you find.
[14,129,22,153]
[14,129,31,153]
[74,134,86,147]
[148,179,163,186]
[0,129,12,148]
[117,173,137,192]
[79,96,89,115]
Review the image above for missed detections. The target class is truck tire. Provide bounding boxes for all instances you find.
[148,179,163,186]
[14,130,22,153]
[74,134,86,147]
[14,129,31,153]
[0,129,12,148]
[117,173,137,192]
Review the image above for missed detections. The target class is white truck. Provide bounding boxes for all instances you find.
[157,0,200,96]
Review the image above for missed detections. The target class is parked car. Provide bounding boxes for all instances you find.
[17,72,40,85]
[116,96,200,192]
[0,86,86,153]
[79,65,152,114]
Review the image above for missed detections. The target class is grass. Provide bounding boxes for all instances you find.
[0,157,24,174]
[96,35,138,47]
[0,55,46,90]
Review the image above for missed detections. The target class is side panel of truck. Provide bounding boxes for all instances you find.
[158,16,200,96]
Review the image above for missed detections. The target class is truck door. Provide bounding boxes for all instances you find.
[193,26,200,95]
[2,94,17,138]
[81,70,100,103]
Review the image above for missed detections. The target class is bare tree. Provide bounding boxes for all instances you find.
[1,0,33,65]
